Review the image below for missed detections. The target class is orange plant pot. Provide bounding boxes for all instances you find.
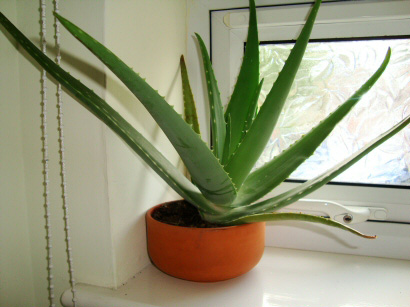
[146,202,266,282]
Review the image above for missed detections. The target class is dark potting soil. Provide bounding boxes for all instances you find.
[152,200,224,228]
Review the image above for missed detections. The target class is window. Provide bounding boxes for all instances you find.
[257,38,410,187]
[188,0,410,259]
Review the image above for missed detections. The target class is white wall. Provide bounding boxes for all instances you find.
[0,0,187,306]
[0,2,35,306]
[103,0,187,287]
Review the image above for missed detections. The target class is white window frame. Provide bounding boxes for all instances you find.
[187,0,410,260]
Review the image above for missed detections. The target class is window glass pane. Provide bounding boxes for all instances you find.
[257,38,410,186]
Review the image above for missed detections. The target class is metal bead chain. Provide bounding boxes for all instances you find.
[40,1,55,306]
[53,1,77,305]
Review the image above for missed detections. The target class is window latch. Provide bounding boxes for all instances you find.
[281,199,388,224]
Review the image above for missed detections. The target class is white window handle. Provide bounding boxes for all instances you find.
[281,199,388,224]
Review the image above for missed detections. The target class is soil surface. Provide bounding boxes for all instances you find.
[152,200,223,228]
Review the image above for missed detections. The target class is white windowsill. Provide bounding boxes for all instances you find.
[61,247,410,307]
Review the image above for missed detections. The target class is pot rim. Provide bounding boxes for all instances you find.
[147,200,261,231]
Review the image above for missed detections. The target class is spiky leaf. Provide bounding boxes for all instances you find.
[242,78,264,142]
[224,0,260,159]
[225,213,376,239]
[54,13,236,205]
[195,33,226,160]
[0,12,227,213]
[231,115,410,218]
[225,0,322,189]
[222,114,232,165]
[234,48,391,206]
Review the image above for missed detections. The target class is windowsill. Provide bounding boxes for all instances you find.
[61,247,410,307]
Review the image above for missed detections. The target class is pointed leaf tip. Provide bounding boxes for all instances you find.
[225,0,321,188]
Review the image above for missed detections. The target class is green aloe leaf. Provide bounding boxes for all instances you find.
[202,113,409,222]
[233,114,410,217]
[242,78,264,142]
[54,13,236,205]
[195,33,226,161]
[222,114,232,165]
[234,48,391,206]
[0,12,223,213]
[223,79,263,165]
[224,0,260,160]
[225,213,376,239]
[180,55,201,135]
[225,0,322,189]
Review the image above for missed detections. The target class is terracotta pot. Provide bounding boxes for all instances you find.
[146,202,265,282]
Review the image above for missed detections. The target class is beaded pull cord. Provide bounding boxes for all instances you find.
[53,0,77,305]
[40,1,77,306]
[39,1,55,305]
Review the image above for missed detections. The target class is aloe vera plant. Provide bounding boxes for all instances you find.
[1,0,409,239]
